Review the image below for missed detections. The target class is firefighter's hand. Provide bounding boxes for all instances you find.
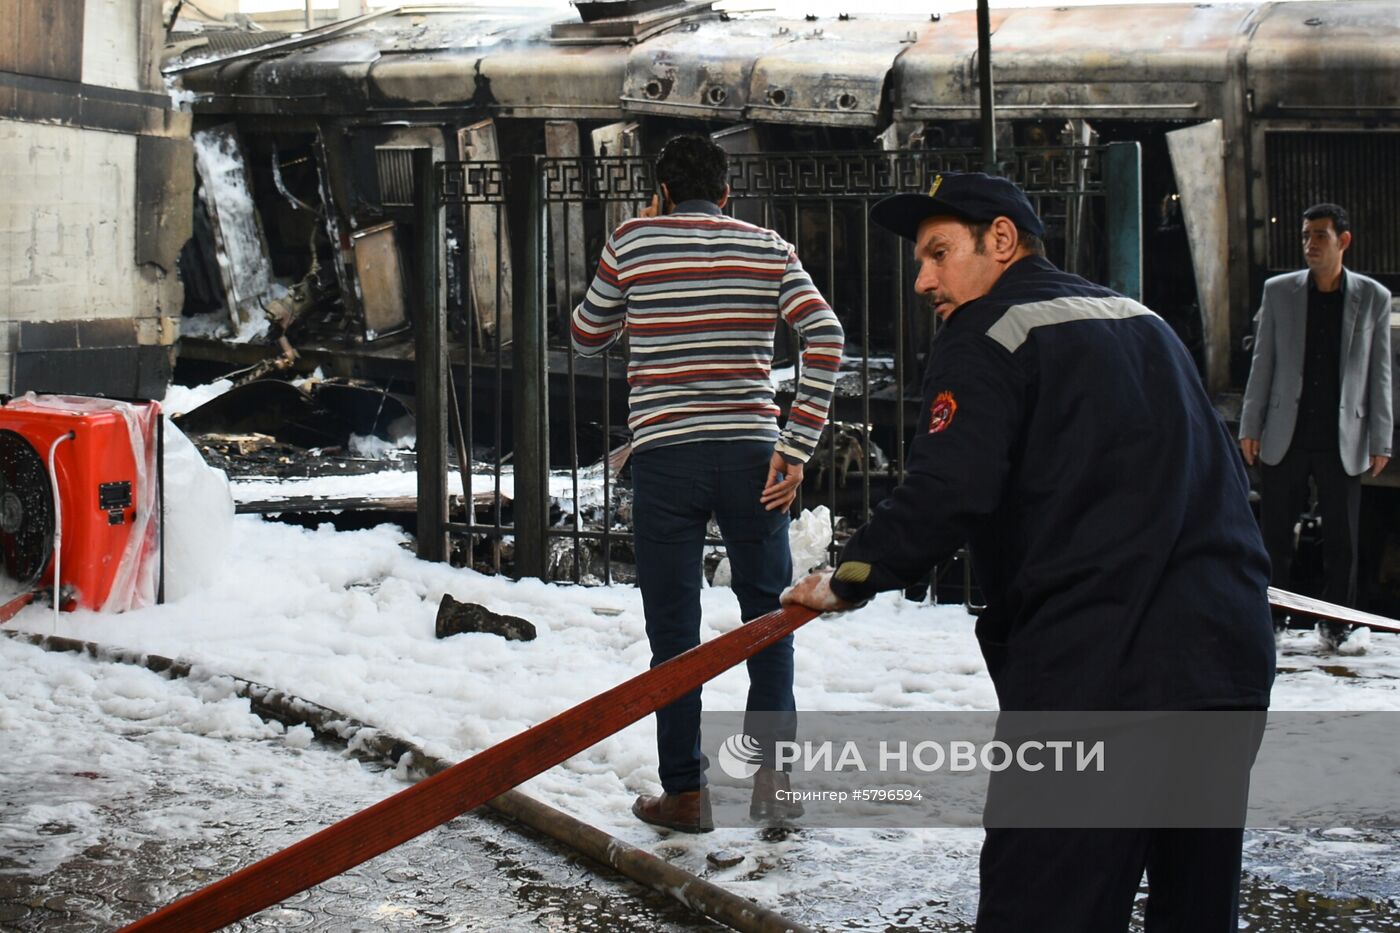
[1373,455,1391,477]
[761,452,803,512]
[639,194,661,219]
[781,570,855,614]
[1239,437,1259,466]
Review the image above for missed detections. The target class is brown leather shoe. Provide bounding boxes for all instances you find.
[632,788,714,833]
[750,767,804,822]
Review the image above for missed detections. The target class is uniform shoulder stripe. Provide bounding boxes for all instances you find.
[985,295,1159,352]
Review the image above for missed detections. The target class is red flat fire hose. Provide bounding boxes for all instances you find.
[118,604,821,932]
[101,582,1400,931]
[0,591,35,625]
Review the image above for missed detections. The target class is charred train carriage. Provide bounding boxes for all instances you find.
[163,1,1400,597]
[166,0,1400,387]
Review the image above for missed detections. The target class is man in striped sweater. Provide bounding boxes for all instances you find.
[571,135,844,832]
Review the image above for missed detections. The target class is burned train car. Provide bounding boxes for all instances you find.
[166,0,1399,390]
[163,0,1400,598]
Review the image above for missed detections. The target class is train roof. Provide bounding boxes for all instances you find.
[167,1,1400,124]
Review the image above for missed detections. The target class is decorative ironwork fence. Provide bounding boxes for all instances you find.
[424,145,1141,604]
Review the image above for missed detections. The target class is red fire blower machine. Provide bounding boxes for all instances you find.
[0,394,163,622]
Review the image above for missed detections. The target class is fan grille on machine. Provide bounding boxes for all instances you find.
[0,429,55,595]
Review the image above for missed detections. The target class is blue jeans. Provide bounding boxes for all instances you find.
[631,440,796,793]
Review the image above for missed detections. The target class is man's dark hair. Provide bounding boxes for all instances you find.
[967,220,1048,258]
[1303,202,1350,236]
[655,135,729,206]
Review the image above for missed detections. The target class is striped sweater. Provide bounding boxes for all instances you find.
[570,201,845,463]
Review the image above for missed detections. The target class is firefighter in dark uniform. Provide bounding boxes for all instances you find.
[782,173,1276,931]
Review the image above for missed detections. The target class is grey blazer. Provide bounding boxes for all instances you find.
[1240,268,1394,476]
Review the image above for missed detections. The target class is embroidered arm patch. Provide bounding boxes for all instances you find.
[928,391,957,434]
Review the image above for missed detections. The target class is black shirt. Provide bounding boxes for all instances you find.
[830,256,1276,712]
[1294,279,1344,451]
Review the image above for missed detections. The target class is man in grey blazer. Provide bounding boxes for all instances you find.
[1239,203,1393,643]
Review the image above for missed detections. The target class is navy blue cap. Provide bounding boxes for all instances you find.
[870,171,1045,241]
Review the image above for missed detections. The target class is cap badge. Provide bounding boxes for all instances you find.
[928,174,943,197]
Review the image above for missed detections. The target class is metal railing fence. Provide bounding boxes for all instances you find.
[424,145,1141,606]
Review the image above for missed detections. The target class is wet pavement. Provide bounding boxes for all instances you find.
[0,732,724,932]
[12,749,1397,933]
[7,637,1400,932]
[0,638,721,933]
